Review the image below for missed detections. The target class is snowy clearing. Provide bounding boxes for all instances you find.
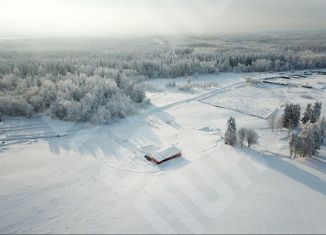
[0,71,325,234]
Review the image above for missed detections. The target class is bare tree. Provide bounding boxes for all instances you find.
[300,123,316,157]
[245,129,259,148]
[268,109,280,132]
[276,115,284,132]
[237,128,246,147]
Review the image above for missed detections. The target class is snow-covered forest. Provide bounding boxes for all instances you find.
[2,0,326,233]
[1,33,326,122]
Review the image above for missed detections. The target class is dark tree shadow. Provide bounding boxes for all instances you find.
[235,147,326,196]
[157,157,190,171]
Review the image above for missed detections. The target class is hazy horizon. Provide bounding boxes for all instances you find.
[1,0,326,37]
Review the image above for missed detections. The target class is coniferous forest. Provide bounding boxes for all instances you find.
[1,33,326,123]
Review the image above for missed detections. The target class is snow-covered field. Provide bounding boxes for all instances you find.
[0,71,325,234]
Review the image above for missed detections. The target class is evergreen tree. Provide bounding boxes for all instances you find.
[301,103,312,124]
[312,123,322,151]
[116,70,122,88]
[224,117,237,146]
[282,103,301,130]
[311,102,322,123]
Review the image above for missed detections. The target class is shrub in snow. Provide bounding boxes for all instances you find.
[191,82,219,89]
[224,117,237,146]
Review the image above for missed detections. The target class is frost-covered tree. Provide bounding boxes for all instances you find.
[253,59,272,72]
[236,127,259,148]
[319,117,326,143]
[276,115,284,131]
[1,35,326,123]
[224,117,237,146]
[312,123,322,151]
[245,129,258,148]
[2,35,326,78]
[220,58,231,72]
[237,128,247,147]
[128,83,146,103]
[290,118,326,158]
[0,72,143,124]
[293,134,304,158]
[300,123,316,157]
[289,132,297,158]
[268,110,280,132]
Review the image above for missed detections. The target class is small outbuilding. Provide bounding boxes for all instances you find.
[144,145,182,165]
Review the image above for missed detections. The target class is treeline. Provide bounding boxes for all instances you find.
[0,72,146,123]
[1,34,326,80]
[1,34,326,123]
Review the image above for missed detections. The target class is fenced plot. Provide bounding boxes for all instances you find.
[200,85,284,119]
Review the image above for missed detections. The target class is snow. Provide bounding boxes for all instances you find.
[201,84,283,118]
[0,71,325,234]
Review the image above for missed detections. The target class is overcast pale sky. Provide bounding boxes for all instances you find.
[0,0,325,36]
